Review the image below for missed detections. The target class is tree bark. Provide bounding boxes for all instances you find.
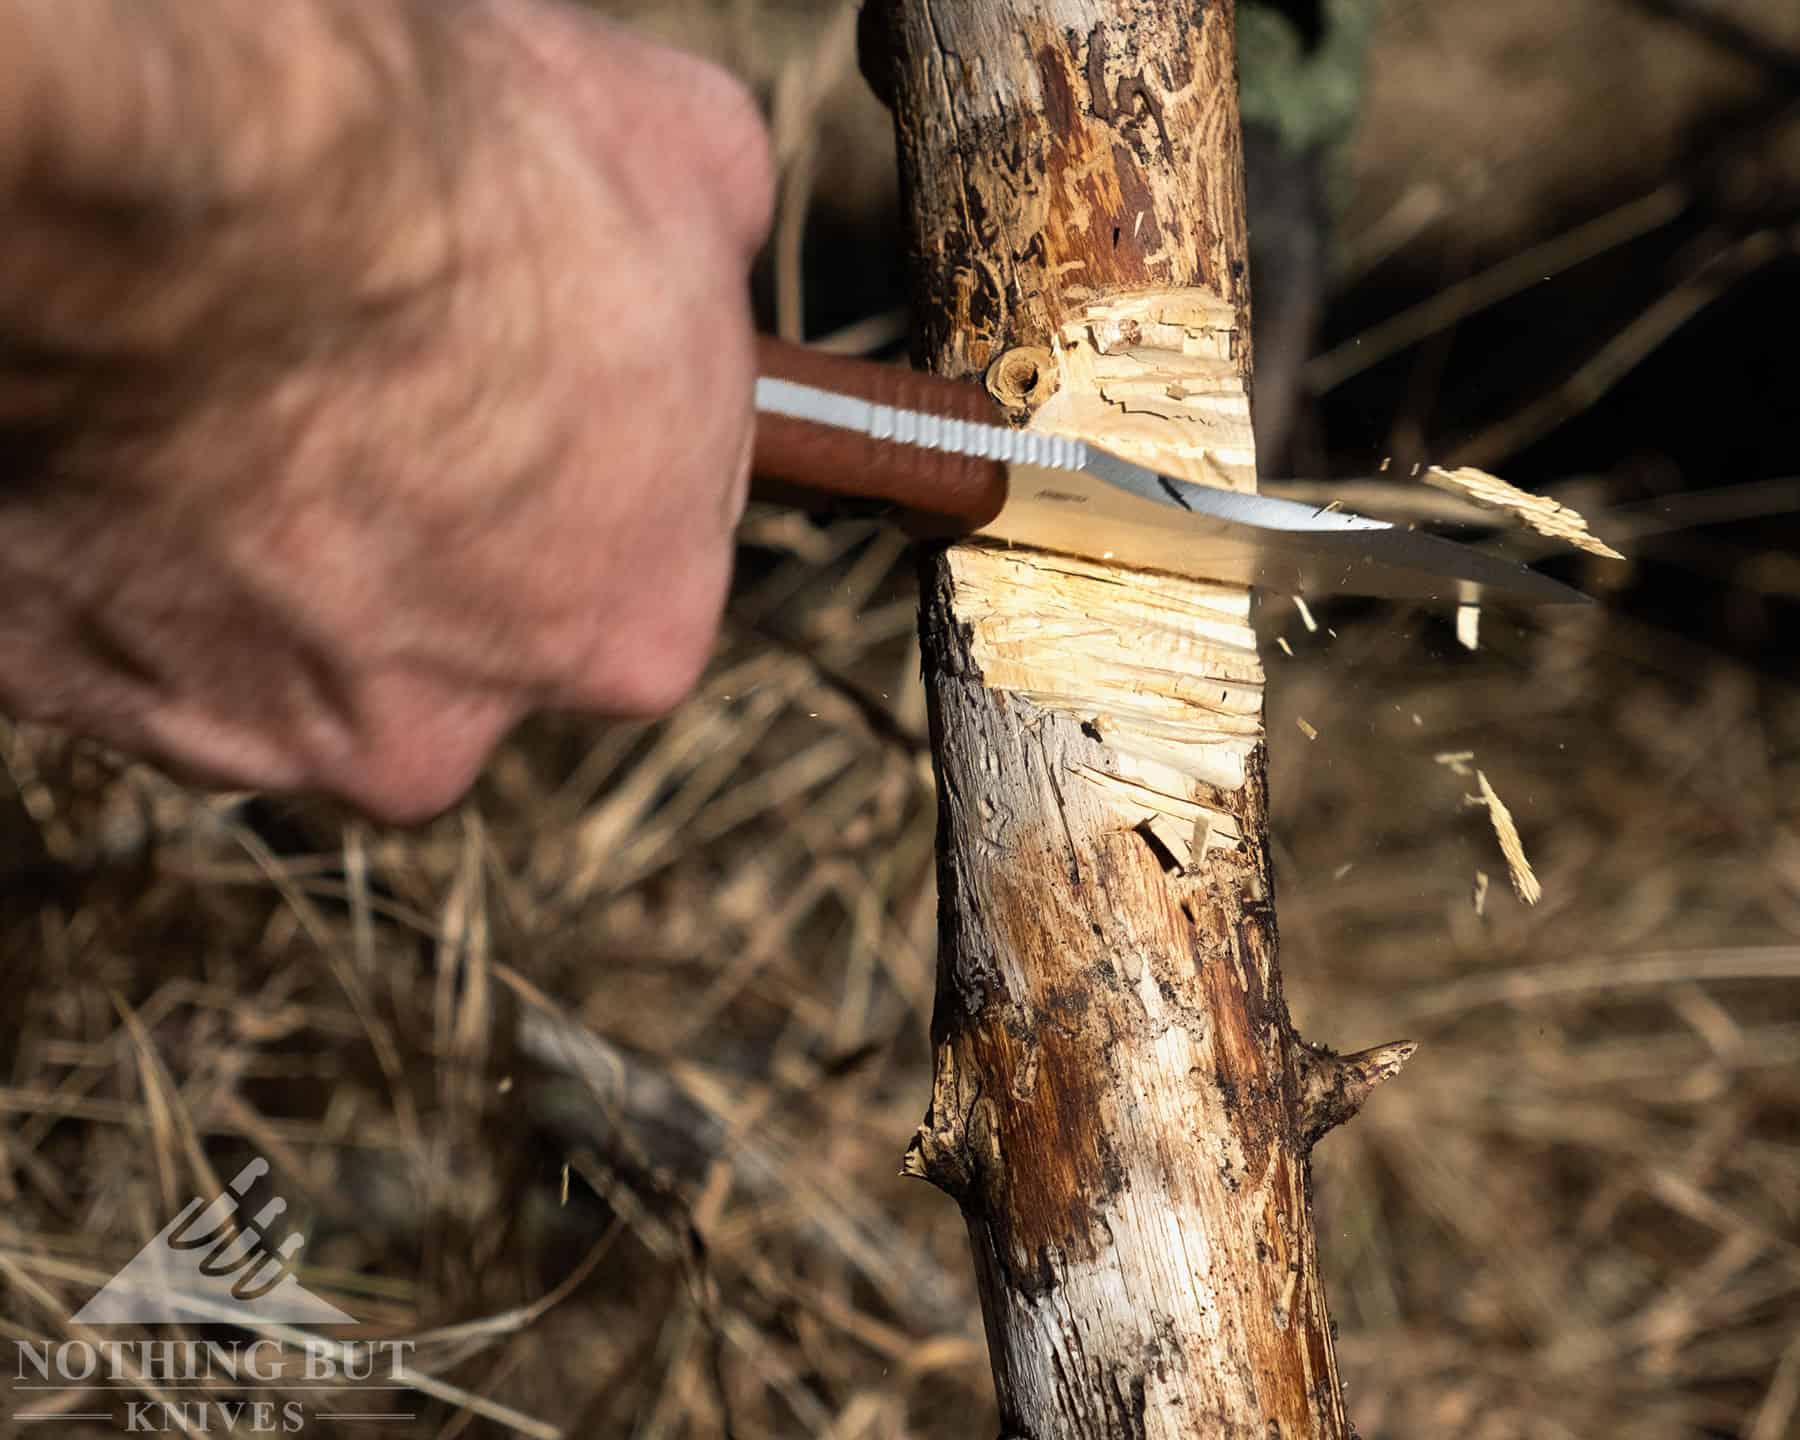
[865,3,1413,1435]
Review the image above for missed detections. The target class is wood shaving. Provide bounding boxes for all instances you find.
[1468,770,1541,905]
[1473,870,1490,918]
[1435,751,1476,776]
[1297,717,1318,741]
[1293,596,1318,633]
[1423,465,1625,560]
[1276,636,1295,657]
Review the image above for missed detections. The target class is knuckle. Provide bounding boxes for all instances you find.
[572,609,720,719]
[329,693,511,825]
[614,639,712,718]
[553,535,732,717]
[677,61,775,253]
[340,770,455,827]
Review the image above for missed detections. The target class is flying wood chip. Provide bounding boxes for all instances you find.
[1423,465,1626,560]
[1469,769,1542,905]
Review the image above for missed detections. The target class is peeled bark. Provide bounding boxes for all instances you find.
[865,3,1413,1435]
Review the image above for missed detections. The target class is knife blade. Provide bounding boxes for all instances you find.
[750,337,1589,606]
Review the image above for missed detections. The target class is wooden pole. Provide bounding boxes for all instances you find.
[863,3,1414,1435]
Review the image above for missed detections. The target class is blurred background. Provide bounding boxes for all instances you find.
[3,1,1799,1436]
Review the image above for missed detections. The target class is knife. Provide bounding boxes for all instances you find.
[750,336,1588,605]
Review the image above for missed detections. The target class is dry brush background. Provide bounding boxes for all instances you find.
[4,1,1800,1437]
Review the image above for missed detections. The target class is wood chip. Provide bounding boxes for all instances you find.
[1189,810,1214,862]
[1276,636,1295,657]
[1293,596,1318,633]
[1469,770,1541,905]
[1473,870,1490,917]
[1296,717,1318,741]
[1422,465,1625,559]
[1456,601,1481,652]
[1435,751,1476,776]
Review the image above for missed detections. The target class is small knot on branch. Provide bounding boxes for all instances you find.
[902,1125,974,1200]
[1294,1039,1419,1149]
[985,346,1059,417]
[904,1047,985,1200]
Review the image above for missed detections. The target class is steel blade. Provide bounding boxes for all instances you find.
[755,370,1589,603]
[1142,462,1591,605]
[981,446,1590,604]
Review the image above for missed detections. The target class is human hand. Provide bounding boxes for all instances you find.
[0,0,772,821]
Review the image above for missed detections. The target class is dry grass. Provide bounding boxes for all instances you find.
[1267,597,1800,1440]
[3,2,1799,1437]
[6,513,1797,1440]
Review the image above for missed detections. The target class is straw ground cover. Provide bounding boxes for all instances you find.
[3,1,1799,1435]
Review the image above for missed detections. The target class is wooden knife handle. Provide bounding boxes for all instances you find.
[751,336,1009,532]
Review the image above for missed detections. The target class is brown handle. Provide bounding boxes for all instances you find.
[751,336,1009,532]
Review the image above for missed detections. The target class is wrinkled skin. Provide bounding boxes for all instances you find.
[0,0,773,821]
